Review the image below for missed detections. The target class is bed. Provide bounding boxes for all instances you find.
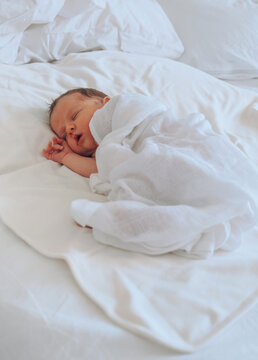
[0,1,258,359]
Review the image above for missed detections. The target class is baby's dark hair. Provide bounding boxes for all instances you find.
[48,87,108,119]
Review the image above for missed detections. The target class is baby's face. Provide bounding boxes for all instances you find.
[50,92,109,156]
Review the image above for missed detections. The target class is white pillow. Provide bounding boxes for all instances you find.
[0,0,183,64]
[158,0,258,80]
[0,0,65,63]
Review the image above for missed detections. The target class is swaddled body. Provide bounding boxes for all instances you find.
[71,94,258,258]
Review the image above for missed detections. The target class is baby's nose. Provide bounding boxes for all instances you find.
[66,122,76,135]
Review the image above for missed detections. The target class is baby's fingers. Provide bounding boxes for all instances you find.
[53,137,63,145]
[52,143,64,151]
[42,141,54,157]
[47,141,54,153]
[42,148,50,159]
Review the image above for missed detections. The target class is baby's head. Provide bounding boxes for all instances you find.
[49,88,110,156]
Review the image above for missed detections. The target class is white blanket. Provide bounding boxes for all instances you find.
[71,94,258,258]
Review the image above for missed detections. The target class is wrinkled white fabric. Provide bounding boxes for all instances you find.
[0,0,183,64]
[89,95,118,144]
[159,0,258,80]
[1,51,258,353]
[71,94,258,258]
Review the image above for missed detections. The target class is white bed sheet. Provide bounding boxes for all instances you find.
[1,50,258,359]
[225,78,258,95]
[1,220,258,360]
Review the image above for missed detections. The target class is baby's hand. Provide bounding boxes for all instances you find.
[42,137,72,164]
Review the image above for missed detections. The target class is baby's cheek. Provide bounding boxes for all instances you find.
[69,142,86,156]
[67,138,77,152]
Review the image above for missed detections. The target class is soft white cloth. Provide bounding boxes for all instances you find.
[89,95,118,144]
[158,0,258,80]
[1,51,258,353]
[0,0,183,64]
[71,94,258,258]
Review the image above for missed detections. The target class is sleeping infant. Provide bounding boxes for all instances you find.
[43,87,258,258]
[43,88,110,177]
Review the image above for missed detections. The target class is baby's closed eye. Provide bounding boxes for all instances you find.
[72,110,81,121]
[71,113,78,121]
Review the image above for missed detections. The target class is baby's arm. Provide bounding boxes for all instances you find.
[42,137,97,178]
[62,152,97,178]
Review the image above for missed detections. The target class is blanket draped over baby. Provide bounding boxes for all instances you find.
[71,94,258,258]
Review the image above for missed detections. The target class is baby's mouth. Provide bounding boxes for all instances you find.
[75,134,83,145]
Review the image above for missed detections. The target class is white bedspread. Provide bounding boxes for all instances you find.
[1,51,258,352]
[71,94,258,258]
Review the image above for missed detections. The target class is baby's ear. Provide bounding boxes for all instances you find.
[103,96,110,104]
